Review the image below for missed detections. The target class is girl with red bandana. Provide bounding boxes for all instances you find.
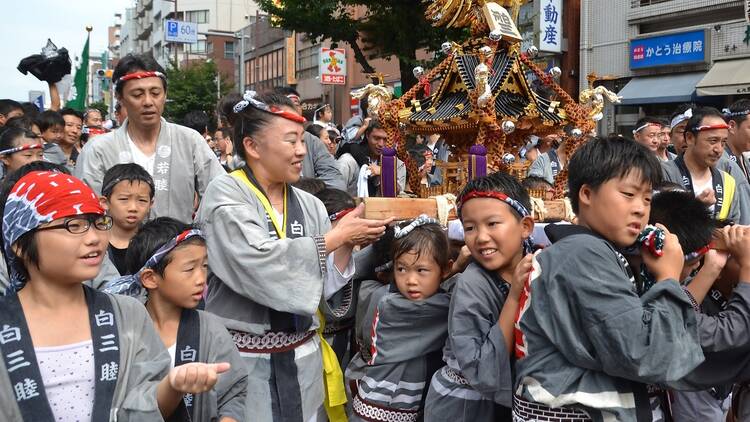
[0,167,229,421]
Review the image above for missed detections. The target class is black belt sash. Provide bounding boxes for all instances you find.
[167,308,201,422]
[240,166,311,422]
[549,149,561,178]
[0,285,120,421]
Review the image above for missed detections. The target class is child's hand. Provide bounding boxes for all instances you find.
[168,362,230,394]
[450,246,472,276]
[642,224,684,282]
[368,164,381,176]
[703,249,729,274]
[722,225,750,268]
[697,188,717,206]
[510,254,534,299]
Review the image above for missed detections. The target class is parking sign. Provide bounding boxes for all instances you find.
[164,20,198,44]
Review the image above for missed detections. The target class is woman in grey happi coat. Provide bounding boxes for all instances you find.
[196,91,390,422]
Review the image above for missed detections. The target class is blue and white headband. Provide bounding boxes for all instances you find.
[394,214,441,239]
[722,108,750,119]
[671,108,693,129]
[103,229,204,297]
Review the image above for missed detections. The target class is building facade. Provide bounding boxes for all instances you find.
[119,0,257,79]
[580,0,748,136]
[235,3,581,128]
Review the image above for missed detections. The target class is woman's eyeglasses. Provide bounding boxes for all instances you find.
[36,215,114,234]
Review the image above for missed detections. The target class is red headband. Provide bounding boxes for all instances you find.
[457,191,531,217]
[269,105,306,124]
[329,207,355,222]
[115,71,166,88]
[234,90,307,124]
[693,123,729,132]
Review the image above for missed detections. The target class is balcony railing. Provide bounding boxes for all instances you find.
[631,0,673,6]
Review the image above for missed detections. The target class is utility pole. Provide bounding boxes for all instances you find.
[239,27,245,93]
[174,0,178,66]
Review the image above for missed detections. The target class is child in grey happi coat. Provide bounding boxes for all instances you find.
[347,216,453,422]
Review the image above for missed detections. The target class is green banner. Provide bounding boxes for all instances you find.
[67,33,90,111]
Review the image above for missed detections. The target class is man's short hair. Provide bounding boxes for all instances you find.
[182,110,210,135]
[685,107,725,134]
[364,120,383,139]
[112,53,166,96]
[633,116,663,134]
[567,135,662,214]
[726,99,750,126]
[272,86,301,98]
[60,107,84,122]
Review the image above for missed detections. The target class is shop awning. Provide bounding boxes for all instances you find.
[617,72,705,105]
[696,59,750,96]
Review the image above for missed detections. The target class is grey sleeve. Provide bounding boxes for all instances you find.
[0,258,9,296]
[86,254,121,290]
[114,296,172,420]
[356,279,387,343]
[527,154,552,184]
[544,242,704,385]
[368,294,448,364]
[192,132,225,198]
[449,277,513,406]
[397,160,407,193]
[73,142,105,194]
[344,125,360,143]
[695,283,750,352]
[353,246,377,280]
[660,161,682,185]
[306,133,346,190]
[730,173,750,225]
[205,314,248,421]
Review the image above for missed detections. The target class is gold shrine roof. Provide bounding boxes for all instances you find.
[404,48,563,133]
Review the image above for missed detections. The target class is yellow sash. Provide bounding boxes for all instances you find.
[317,310,348,421]
[718,171,736,221]
[231,169,287,238]
[231,169,348,420]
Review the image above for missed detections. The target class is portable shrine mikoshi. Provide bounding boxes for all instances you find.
[356,0,621,222]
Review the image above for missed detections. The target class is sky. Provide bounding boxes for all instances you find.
[0,0,134,103]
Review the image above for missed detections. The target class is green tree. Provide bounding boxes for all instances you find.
[164,60,233,125]
[256,0,467,91]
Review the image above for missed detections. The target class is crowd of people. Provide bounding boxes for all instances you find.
[1,51,750,422]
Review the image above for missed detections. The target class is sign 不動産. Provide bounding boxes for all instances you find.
[164,20,198,44]
[630,30,708,70]
[538,0,562,53]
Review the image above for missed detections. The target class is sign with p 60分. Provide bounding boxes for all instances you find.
[165,20,198,44]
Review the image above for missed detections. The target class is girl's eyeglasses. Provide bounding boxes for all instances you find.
[36,215,114,234]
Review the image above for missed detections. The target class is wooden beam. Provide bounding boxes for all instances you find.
[360,197,573,222]
[361,197,457,221]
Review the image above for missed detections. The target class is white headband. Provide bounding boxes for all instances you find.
[632,122,661,135]
[670,108,692,129]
